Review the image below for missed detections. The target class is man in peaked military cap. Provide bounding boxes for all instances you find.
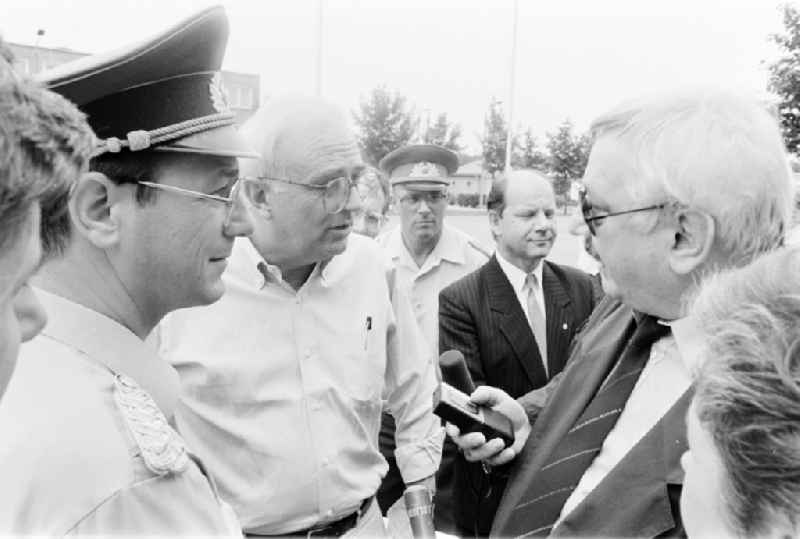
[0,6,254,535]
[376,145,489,529]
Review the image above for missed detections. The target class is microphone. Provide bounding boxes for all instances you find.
[439,349,475,394]
[433,350,515,446]
[404,484,436,538]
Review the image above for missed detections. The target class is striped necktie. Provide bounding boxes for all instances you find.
[504,315,670,537]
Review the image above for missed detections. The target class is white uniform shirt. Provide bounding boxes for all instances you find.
[378,224,489,353]
[0,289,240,536]
[159,234,443,535]
[555,317,702,526]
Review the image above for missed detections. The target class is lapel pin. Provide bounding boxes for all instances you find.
[562,323,568,330]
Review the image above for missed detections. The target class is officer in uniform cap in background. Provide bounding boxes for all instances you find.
[376,144,489,530]
[0,6,254,535]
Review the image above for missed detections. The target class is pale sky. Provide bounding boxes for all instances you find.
[2,0,792,152]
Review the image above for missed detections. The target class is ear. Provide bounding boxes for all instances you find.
[68,172,126,249]
[667,207,716,275]
[242,180,273,219]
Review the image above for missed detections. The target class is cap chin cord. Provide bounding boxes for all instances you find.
[93,111,236,157]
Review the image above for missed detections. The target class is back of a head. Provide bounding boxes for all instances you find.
[591,89,793,264]
[691,246,800,537]
[241,96,351,181]
[0,58,95,256]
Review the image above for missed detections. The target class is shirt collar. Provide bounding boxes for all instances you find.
[495,249,544,294]
[229,237,345,290]
[664,315,706,377]
[385,225,468,267]
[34,287,181,418]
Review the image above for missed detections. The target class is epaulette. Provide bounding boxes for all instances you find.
[113,374,189,476]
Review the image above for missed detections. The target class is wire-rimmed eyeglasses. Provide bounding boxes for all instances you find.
[136,179,244,228]
[255,174,361,215]
[579,186,667,236]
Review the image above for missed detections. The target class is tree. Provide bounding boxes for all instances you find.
[546,119,591,211]
[421,112,463,152]
[480,98,516,176]
[513,127,548,170]
[768,4,800,155]
[352,86,418,166]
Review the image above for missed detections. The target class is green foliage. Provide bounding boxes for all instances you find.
[546,119,591,199]
[455,193,481,207]
[422,112,463,151]
[352,86,418,166]
[768,4,800,155]
[480,98,517,176]
[513,127,548,170]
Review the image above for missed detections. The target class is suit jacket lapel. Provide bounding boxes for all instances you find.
[493,298,635,533]
[542,261,572,377]
[552,388,693,537]
[485,256,547,388]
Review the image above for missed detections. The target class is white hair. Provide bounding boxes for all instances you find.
[591,88,794,262]
[239,95,351,181]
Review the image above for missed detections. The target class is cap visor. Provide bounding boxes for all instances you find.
[154,124,260,159]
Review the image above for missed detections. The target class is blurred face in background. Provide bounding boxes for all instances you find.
[0,205,47,401]
[353,170,387,238]
[680,401,736,538]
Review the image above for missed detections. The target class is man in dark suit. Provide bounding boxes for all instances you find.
[447,90,794,537]
[439,169,599,536]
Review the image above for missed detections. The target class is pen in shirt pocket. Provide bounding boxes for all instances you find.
[364,316,372,350]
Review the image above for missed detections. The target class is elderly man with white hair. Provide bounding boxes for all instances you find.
[449,89,794,537]
[157,96,443,537]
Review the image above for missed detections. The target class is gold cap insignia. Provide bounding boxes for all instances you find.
[209,72,230,113]
[409,161,442,178]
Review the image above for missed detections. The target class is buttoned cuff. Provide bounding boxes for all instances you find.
[394,427,445,484]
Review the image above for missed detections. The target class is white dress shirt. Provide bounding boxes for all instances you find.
[555,317,702,525]
[494,251,547,328]
[378,224,489,354]
[159,234,443,535]
[0,289,240,536]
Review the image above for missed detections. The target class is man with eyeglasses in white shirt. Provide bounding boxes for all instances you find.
[157,96,443,537]
[0,7,254,536]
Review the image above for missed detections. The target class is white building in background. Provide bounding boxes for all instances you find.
[449,160,491,205]
[7,41,260,125]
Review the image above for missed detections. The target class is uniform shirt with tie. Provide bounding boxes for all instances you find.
[494,250,549,375]
[0,289,240,536]
[158,234,443,535]
[378,224,489,355]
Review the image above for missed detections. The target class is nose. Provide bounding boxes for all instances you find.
[533,211,551,230]
[417,198,432,214]
[343,183,362,213]
[15,285,48,343]
[223,191,255,238]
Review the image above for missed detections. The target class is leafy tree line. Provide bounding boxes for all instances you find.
[353,87,592,198]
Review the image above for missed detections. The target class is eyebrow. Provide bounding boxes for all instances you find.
[310,164,365,185]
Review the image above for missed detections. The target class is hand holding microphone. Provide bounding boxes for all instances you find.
[433,350,515,447]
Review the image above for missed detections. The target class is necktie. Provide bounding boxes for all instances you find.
[505,315,670,537]
[525,273,548,374]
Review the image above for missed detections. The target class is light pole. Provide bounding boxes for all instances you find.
[504,0,520,173]
[314,0,323,96]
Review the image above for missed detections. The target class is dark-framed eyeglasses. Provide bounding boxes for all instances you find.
[398,191,448,209]
[136,179,244,228]
[255,175,360,215]
[579,186,667,236]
